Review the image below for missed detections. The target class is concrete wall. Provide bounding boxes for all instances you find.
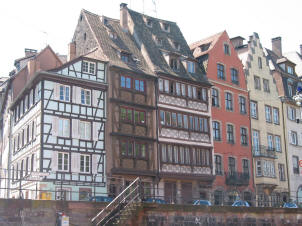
[0,199,301,226]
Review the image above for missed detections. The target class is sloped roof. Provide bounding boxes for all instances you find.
[81,9,154,76]
[127,8,210,85]
[284,51,302,77]
[190,31,224,57]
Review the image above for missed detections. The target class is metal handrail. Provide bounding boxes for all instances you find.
[91,177,140,225]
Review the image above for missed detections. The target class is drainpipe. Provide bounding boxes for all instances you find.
[154,77,160,197]
[281,99,291,201]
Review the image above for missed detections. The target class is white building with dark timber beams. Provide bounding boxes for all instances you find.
[9,49,108,200]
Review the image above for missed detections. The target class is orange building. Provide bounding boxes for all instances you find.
[190,31,255,205]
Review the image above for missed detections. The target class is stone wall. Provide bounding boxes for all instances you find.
[0,199,301,226]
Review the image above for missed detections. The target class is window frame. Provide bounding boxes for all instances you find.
[225,92,233,111]
[217,63,225,80]
[82,61,96,75]
[240,127,248,146]
[212,88,219,107]
[265,105,272,123]
[58,152,69,172]
[80,88,91,105]
[226,124,235,144]
[231,68,239,85]
[250,100,258,119]
[79,120,91,140]
[80,154,91,173]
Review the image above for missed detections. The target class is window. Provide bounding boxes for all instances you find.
[58,153,69,171]
[267,134,274,150]
[240,127,248,146]
[288,82,293,97]
[82,61,96,74]
[278,164,286,181]
[120,107,132,122]
[121,140,133,157]
[162,23,170,32]
[214,190,223,206]
[170,58,179,70]
[250,101,258,119]
[160,110,165,125]
[121,75,132,89]
[263,160,275,177]
[134,79,145,92]
[231,68,239,84]
[59,85,70,102]
[146,18,152,27]
[213,121,221,141]
[175,83,181,96]
[258,57,262,69]
[217,64,225,80]
[288,107,296,120]
[155,37,163,46]
[29,89,33,107]
[273,108,279,124]
[263,79,270,92]
[192,87,197,99]
[287,66,294,75]
[256,160,262,176]
[79,121,91,140]
[187,61,195,73]
[239,96,246,114]
[187,85,192,98]
[177,113,183,128]
[212,88,219,107]
[228,157,236,174]
[242,159,249,176]
[252,130,260,152]
[121,54,129,63]
[161,144,167,162]
[215,155,222,175]
[254,76,261,90]
[80,155,90,173]
[165,112,171,126]
[293,156,299,174]
[265,105,272,123]
[159,79,164,91]
[227,124,234,143]
[290,131,298,145]
[275,135,281,152]
[225,92,233,111]
[224,44,230,55]
[81,89,91,105]
[181,84,186,96]
[58,118,70,137]
[167,145,173,163]
[164,79,169,93]
[134,110,145,124]
[173,41,180,50]
[24,95,28,112]
[171,113,177,127]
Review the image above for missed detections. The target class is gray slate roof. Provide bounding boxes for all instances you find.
[81,10,154,77]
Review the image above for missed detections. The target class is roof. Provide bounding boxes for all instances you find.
[284,51,302,77]
[80,9,154,77]
[126,8,210,85]
[189,31,224,56]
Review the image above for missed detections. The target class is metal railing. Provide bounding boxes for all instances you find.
[252,146,277,159]
[225,171,250,186]
[91,177,141,226]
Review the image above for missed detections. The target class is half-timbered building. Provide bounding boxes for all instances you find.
[7,47,108,200]
[72,8,158,196]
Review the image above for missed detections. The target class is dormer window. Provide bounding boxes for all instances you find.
[287,65,293,75]
[201,43,210,52]
[121,53,129,63]
[224,44,230,55]
[154,36,163,46]
[187,61,195,73]
[161,22,170,32]
[109,31,117,39]
[83,61,96,74]
[146,19,152,27]
[170,58,179,70]
[173,41,180,50]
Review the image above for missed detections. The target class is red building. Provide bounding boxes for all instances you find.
[190,31,254,205]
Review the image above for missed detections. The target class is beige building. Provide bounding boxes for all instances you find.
[233,33,289,206]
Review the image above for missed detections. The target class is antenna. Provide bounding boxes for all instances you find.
[152,0,157,17]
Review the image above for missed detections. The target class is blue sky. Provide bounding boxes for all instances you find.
[0,0,301,77]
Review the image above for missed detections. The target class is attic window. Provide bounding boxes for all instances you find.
[146,19,153,27]
[162,23,170,32]
[170,58,179,71]
[121,53,129,63]
[187,61,195,73]
[224,44,230,55]
[155,37,163,46]
[109,31,117,39]
[287,65,294,75]
[173,41,180,50]
[201,43,210,52]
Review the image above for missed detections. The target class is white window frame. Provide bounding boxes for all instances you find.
[81,88,91,105]
[291,131,298,145]
[83,61,96,75]
[273,108,279,124]
[58,118,70,137]
[80,154,91,173]
[187,61,195,73]
[274,135,281,152]
[59,85,70,102]
[58,152,69,172]
[79,121,91,140]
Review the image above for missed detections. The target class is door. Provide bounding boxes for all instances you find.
[164,182,176,204]
[181,183,192,204]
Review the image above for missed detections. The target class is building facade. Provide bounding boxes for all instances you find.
[266,37,302,205]
[234,33,289,207]
[191,31,254,205]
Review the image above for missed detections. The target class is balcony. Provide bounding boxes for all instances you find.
[225,171,250,186]
[252,146,277,159]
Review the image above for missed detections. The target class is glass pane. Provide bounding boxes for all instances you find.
[140,81,144,91]
[121,76,126,87]
[135,80,139,90]
[65,87,70,101]
[126,77,131,88]
[128,142,133,156]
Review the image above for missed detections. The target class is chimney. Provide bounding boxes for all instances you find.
[120,3,128,32]
[272,37,282,57]
[25,48,37,57]
[300,44,302,55]
[68,42,76,61]
[230,36,245,49]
